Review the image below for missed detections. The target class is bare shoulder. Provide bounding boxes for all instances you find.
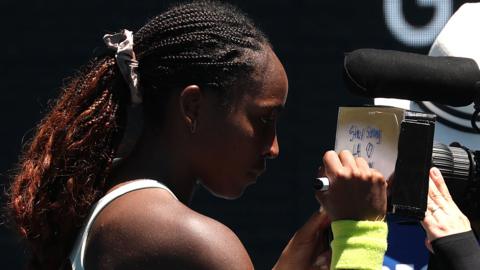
[84,187,253,270]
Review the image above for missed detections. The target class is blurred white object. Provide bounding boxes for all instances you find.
[421,2,480,149]
[429,3,480,65]
[377,3,480,149]
[374,98,411,110]
[383,0,452,47]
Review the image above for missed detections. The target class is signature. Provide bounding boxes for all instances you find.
[349,125,382,144]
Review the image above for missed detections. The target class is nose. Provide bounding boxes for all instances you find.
[263,135,279,159]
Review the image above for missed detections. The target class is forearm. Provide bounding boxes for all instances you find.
[429,230,480,270]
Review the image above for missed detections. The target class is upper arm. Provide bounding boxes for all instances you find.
[168,214,254,270]
[84,188,253,270]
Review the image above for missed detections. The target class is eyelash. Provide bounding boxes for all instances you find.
[260,115,277,124]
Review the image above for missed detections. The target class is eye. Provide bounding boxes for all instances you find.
[260,113,278,125]
[254,106,283,126]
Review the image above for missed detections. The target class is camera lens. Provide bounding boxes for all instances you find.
[431,142,479,219]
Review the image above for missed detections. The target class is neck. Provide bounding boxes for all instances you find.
[108,128,196,204]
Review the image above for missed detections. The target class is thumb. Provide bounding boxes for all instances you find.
[313,249,332,270]
[425,238,434,254]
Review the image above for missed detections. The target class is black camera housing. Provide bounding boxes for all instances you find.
[388,111,436,220]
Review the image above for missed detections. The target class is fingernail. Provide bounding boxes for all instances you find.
[431,167,440,177]
[313,255,327,266]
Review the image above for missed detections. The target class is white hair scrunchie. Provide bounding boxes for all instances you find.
[103,29,143,164]
[103,29,142,105]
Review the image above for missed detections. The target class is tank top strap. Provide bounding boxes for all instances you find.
[70,179,177,270]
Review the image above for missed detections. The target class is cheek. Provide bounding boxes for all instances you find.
[217,117,257,163]
[195,118,259,198]
[196,115,255,167]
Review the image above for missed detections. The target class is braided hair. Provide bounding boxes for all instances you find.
[9,1,269,269]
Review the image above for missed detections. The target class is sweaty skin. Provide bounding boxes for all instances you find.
[85,47,288,269]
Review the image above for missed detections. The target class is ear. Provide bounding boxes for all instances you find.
[179,85,203,132]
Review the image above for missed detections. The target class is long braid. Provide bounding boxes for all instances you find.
[9,1,269,269]
[10,57,128,269]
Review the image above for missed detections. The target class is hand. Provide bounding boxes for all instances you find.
[316,150,387,221]
[421,167,471,251]
[273,210,331,270]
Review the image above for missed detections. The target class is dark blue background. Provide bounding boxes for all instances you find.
[0,1,471,269]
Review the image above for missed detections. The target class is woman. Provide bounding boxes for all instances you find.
[9,1,388,269]
[421,167,480,270]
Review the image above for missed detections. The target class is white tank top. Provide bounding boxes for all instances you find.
[69,179,177,270]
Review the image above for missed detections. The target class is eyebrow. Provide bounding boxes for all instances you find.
[259,104,285,113]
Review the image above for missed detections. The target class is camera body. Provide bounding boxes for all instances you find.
[336,105,480,221]
[335,106,435,220]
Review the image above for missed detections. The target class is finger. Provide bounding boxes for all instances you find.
[338,150,358,171]
[323,150,343,177]
[427,192,439,212]
[426,195,439,213]
[370,168,386,182]
[428,177,449,209]
[386,171,395,195]
[430,167,453,202]
[355,157,370,171]
[421,209,442,239]
[426,182,449,226]
[313,249,331,270]
[421,217,443,242]
[424,238,434,254]
[420,216,435,232]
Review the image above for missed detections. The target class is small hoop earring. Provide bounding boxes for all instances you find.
[190,120,197,134]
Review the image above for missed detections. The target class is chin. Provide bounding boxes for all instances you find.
[201,178,254,200]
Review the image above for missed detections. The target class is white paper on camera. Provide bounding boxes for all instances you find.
[334,107,405,180]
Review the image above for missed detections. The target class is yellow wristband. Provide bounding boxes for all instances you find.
[330,220,388,270]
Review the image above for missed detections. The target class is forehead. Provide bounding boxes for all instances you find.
[244,47,288,108]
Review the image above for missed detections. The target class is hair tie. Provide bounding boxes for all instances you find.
[103,29,142,105]
[104,30,143,164]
